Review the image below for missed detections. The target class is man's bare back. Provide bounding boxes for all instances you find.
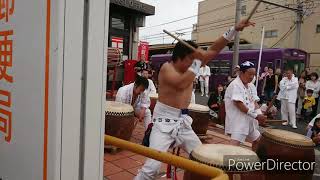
[158,62,194,109]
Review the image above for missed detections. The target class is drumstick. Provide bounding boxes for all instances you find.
[163,30,197,52]
[246,0,263,22]
[265,120,287,123]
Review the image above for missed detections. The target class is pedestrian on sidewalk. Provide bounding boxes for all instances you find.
[302,89,316,123]
[296,71,306,117]
[224,61,266,151]
[199,64,211,97]
[277,68,299,129]
[208,84,225,119]
[262,67,275,101]
[305,72,320,117]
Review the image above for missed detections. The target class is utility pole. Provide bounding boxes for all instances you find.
[233,0,241,69]
[254,0,303,48]
[296,0,303,49]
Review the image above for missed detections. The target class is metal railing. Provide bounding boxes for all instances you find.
[105,135,229,180]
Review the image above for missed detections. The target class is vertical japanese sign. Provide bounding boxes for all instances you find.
[0,0,14,143]
[138,41,149,62]
[0,0,51,179]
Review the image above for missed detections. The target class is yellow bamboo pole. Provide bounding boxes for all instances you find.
[105,135,229,180]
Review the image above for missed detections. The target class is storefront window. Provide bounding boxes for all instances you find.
[112,17,125,30]
[111,15,130,31]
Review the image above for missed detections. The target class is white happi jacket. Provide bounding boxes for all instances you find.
[115,83,150,109]
[224,76,260,135]
[277,75,299,103]
[147,79,157,95]
[198,65,211,82]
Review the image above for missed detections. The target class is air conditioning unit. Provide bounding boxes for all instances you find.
[136,15,145,27]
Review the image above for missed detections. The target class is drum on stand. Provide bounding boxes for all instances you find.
[149,93,158,114]
[188,103,210,135]
[105,101,135,142]
[184,144,264,180]
[256,128,315,180]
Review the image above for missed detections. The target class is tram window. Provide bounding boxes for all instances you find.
[208,61,220,74]
[267,62,273,69]
[220,60,231,75]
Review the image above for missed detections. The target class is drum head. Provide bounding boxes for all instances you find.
[105,101,134,114]
[191,144,259,169]
[188,103,209,113]
[263,128,314,147]
[149,93,158,99]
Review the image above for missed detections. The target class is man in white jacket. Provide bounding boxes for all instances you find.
[277,68,299,128]
[225,61,266,151]
[116,76,152,130]
[199,65,211,97]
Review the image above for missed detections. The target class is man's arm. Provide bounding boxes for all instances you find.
[262,77,266,94]
[274,75,279,93]
[206,66,211,77]
[139,92,150,109]
[137,107,146,122]
[234,101,249,114]
[234,101,266,122]
[193,19,255,64]
[115,88,125,103]
[286,78,299,90]
[279,79,286,90]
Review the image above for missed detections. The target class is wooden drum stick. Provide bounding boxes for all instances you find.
[265,120,287,124]
[246,0,263,22]
[163,30,197,52]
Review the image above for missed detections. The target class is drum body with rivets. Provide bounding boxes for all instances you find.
[188,103,210,135]
[105,101,135,142]
[184,144,264,180]
[256,128,315,180]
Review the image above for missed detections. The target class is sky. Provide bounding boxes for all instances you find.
[139,0,202,45]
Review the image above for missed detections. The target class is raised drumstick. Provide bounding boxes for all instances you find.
[265,120,287,123]
[164,0,262,51]
[163,30,197,52]
[246,0,263,22]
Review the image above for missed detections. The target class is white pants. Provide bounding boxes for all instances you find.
[230,119,260,143]
[135,107,152,130]
[200,78,209,96]
[134,102,202,180]
[281,99,296,126]
[296,97,303,115]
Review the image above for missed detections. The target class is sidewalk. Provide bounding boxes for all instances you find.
[104,122,251,180]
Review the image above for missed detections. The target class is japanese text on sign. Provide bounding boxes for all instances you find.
[0,0,14,143]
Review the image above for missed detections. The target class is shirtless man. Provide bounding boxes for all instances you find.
[134,19,255,180]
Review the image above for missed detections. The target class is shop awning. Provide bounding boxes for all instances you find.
[110,0,155,16]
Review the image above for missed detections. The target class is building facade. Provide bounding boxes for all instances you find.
[109,0,155,60]
[192,0,320,70]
